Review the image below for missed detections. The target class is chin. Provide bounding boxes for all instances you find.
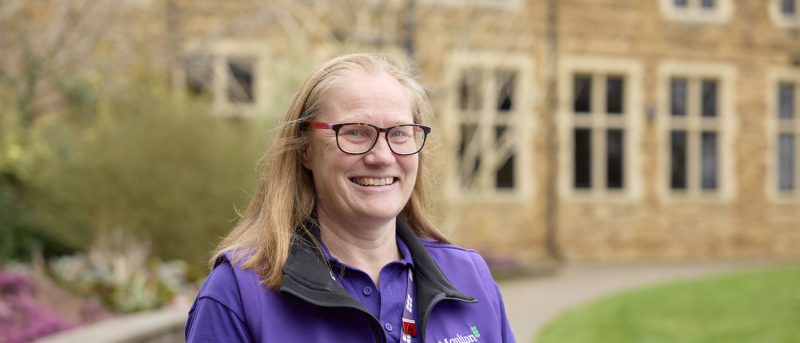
[355,204,405,221]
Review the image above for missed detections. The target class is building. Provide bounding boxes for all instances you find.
[166,0,800,264]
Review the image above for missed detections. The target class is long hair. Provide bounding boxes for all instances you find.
[210,53,449,289]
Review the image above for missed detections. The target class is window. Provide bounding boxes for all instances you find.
[783,0,796,15]
[658,61,735,201]
[180,41,268,117]
[773,80,800,196]
[570,74,628,190]
[771,0,800,27]
[659,0,732,23]
[184,54,212,97]
[447,53,533,199]
[457,68,518,190]
[226,57,255,104]
[559,56,643,201]
[668,77,721,193]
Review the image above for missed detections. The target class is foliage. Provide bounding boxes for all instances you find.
[536,265,800,343]
[49,234,192,313]
[0,269,73,343]
[22,80,270,277]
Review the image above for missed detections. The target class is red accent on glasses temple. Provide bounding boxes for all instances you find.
[306,121,333,129]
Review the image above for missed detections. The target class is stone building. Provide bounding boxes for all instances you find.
[165,0,800,265]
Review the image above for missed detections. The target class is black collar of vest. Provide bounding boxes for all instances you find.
[280,217,475,341]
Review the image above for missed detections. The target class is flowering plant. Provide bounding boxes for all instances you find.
[0,269,73,343]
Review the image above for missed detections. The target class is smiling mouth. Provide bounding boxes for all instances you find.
[350,177,397,186]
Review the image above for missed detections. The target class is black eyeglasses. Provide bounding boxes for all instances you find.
[303,121,431,155]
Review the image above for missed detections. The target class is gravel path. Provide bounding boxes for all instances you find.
[497,261,789,343]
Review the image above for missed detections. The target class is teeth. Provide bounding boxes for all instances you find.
[352,177,394,186]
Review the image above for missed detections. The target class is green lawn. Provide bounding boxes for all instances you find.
[536,265,800,343]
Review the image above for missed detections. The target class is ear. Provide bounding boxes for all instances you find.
[300,144,313,170]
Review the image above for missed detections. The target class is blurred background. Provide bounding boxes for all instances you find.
[1,0,799,342]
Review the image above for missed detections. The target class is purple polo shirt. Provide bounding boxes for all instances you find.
[320,237,414,343]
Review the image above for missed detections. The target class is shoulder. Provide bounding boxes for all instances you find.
[186,260,257,342]
[192,259,246,319]
[420,239,485,264]
[419,239,495,285]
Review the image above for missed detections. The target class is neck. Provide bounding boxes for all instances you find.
[317,209,400,285]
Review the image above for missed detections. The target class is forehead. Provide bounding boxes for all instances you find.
[318,71,414,124]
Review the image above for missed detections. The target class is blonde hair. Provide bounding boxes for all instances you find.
[211,53,448,289]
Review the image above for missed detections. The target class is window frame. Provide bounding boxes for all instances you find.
[770,0,800,28]
[657,61,737,203]
[177,40,270,117]
[658,0,733,24]
[420,0,523,10]
[444,52,534,202]
[766,68,800,202]
[558,56,644,202]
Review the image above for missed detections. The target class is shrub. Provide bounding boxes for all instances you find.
[26,81,272,277]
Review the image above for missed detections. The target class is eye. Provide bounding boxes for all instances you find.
[390,130,409,138]
[389,128,414,139]
[342,128,368,137]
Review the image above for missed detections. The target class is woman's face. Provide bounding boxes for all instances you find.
[302,71,418,224]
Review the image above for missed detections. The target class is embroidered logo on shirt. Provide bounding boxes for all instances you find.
[436,325,480,343]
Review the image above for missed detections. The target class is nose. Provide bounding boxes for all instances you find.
[363,133,394,165]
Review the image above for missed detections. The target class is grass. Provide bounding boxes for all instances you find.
[535,265,800,343]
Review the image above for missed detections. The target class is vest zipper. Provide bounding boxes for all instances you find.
[420,293,477,342]
[281,288,387,343]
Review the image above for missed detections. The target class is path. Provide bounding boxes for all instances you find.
[498,261,787,343]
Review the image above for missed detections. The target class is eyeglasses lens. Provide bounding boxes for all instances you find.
[336,124,426,155]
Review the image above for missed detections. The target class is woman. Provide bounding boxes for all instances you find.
[186,53,515,343]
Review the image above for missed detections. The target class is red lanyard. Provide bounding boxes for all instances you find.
[400,268,417,342]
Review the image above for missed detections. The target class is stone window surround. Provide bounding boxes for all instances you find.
[766,67,800,202]
[421,0,523,10]
[175,40,270,117]
[769,0,800,28]
[658,0,734,24]
[558,55,644,203]
[443,51,535,203]
[656,60,737,203]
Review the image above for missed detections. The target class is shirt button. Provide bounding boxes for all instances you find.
[362,287,373,296]
[384,323,393,331]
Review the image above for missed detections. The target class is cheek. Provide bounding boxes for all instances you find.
[403,157,420,183]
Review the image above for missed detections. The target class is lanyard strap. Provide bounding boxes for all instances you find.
[400,268,417,342]
[329,265,418,342]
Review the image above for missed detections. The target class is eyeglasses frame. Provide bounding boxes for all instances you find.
[302,120,431,155]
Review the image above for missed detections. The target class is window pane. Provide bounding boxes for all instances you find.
[459,124,481,188]
[574,128,592,189]
[184,54,212,97]
[701,0,715,8]
[782,0,796,15]
[496,70,516,113]
[779,82,795,119]
[574,75,591,114]
[458,69,483,111]
[607,129,624,189]
[674,0,688,7]
[701,131,718,190]
[671,78,687,116]
[606,76,624,115]
[495,126,515,188]
[227,58,254,103]
[701,79,718,117]
[670,130,687,190]
[779,133,796,191]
